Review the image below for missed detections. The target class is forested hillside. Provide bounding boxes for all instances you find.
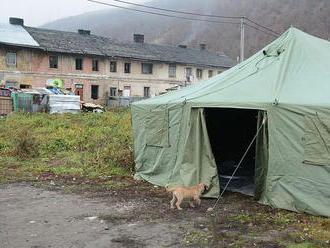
[43,0,330,59]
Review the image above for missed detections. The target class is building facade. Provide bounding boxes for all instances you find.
[0,18,235,104]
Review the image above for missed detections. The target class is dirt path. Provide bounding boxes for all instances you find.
[1,182,327,248]
[0,183,186,248]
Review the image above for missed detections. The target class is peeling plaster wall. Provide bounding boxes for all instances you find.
[0,47,227,104]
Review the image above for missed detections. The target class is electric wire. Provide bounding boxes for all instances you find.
[87,0,240,25]
[88,0,279,36]
[95,0,242,19]
[245,17,280,35]
[245,23,278,37]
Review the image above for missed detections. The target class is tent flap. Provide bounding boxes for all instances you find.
[180,108,219,197]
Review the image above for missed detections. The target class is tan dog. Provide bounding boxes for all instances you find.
[165,183,207,210]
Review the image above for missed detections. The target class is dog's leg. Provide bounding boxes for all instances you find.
[170,195,176,209]
[194,196,201,206]
[189,201,195,208]
[175,196,183,210]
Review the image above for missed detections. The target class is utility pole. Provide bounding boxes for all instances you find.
[240,17,245,63]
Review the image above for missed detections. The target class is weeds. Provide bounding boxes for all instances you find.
[0,110,133,181]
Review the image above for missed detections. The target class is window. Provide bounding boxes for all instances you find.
[168,64,176,78]
[196,68,203,79]
[141,63,153,74]
[92,59,99,71]
[124,63,131,73]
[145,110,169,147]
[110,61,117,72]
[6,53,16,66]
[186,67,192,82]
[49,55,58,69]
[144,87,150,97]
[208,70,213,78]
[75,58,83,70]
[91,85,99,99]
[110,87,117,96]
[19,84,31,89]
[303,115,330,166]
[217,71,222,74]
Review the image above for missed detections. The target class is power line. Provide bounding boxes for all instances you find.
[99,0,241,19]
[245,23,278,37]
[87,0,240,25]
[245,17,280,35]
[88,0,278,35]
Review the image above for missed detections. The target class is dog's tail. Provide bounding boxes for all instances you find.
[165,184,175,192]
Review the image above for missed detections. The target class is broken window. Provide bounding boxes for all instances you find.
[168,64,176,78]
[124,63,131,73]
[110,61,117,72]
[208,70,213,78]
[141,63,153,74]
[75,58,83,70]
[196,68,203,79]
[144,87,150,97]
[6,53,16,67]
[49,55,58,69]
[91,85,99,99]
[110,87,117,96]
[92,59,99,71]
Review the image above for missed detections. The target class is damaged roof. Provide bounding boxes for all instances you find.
[23,27,234,68]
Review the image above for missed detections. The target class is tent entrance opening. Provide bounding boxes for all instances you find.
[205,108,259,196]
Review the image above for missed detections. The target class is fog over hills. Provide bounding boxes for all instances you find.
[43,0,330,59]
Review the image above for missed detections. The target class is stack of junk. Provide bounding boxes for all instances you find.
[0,80,81,116]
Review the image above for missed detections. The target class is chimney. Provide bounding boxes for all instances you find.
[178,45,187,48]
[78,29,91,35]
[134,34,144,43]
[199,43,206,50]
[9,17,24,26]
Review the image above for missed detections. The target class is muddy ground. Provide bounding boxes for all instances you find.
[0,179,328,248]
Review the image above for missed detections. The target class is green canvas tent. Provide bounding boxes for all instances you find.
[131,28,330,217]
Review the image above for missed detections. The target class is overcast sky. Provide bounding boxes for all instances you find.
[1,0,147,26]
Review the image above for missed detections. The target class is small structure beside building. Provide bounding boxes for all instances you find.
[0,17,235,105]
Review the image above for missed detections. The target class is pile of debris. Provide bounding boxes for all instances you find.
[0,80,104,116]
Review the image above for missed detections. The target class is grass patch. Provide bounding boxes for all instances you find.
[0,110,133,183]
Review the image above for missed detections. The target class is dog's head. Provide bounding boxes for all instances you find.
[198,183,208,194]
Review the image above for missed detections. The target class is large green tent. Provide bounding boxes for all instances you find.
[131,28,330,217]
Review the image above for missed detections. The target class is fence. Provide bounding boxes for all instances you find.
[107,96,149,107]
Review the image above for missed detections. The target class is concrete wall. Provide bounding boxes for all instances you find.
[0,47,228,104]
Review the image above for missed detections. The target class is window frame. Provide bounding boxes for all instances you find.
[196,68,203,79]
[91,85,99,99]
[141,63,153,74]
[110,87,117,96]
[110,61,117,72]
[168,64,176,78]
[144,87,150,97]
[124,62,131,73]
[92,59,99,71]
[6,52,17,67]
[49,55,58,69]
[75,58,83,70]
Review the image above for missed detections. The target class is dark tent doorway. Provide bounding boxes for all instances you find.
[205,108,259,196]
